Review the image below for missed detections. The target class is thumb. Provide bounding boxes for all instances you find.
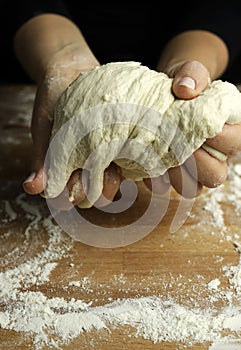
[172,60,211,100]
[23,90,53,195]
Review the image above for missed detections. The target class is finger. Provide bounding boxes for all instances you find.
[94,163,121,207]
[23,170,47,195]
[143,174,170,195]
[205,123,241,157]
[168,165,203,199]
[186,148,228,188]
[67,169,87,206]
[46,187,73,211]
[172,60,210,100]
[45,169,87,211]
[201,143,227,162]
[46,163,121,211]
[23,90,53,194]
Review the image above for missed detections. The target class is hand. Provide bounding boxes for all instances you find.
[144,60,241,198]
[23,46,121,208]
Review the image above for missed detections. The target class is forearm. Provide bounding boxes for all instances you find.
[157,30,229,80]
[13,13,99,83]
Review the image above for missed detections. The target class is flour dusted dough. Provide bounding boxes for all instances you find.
[45,61,241,207]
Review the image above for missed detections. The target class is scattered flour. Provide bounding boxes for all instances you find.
[200,161,241,238]
[223,243,241,294]
[209,341,241,350]
[2,157,241,348]
[226,162,241,215]
[207,278,221,291]
[3,200,17,221]
[202,186,226,232]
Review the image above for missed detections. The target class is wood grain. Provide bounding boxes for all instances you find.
[1,85,241,350]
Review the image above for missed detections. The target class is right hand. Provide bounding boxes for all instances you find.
[144,60,241,198]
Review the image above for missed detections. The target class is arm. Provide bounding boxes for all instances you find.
[14,14,121,207]
[157,29,229,81]
[14,13,99,83]
[14,14,99,195]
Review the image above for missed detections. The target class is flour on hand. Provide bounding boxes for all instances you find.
[44,61,241,207]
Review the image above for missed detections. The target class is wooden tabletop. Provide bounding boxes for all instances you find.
[1,84,241,350]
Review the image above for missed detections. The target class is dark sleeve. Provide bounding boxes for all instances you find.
[12,0,72,32]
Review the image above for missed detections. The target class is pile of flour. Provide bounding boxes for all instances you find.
[1,162,241,350]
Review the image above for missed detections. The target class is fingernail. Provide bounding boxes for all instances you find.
[24,172,36,184]
[177,77,195,89]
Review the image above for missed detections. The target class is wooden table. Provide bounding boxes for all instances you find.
[1,85,241,350]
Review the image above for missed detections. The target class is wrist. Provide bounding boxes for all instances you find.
[41,42,100,85]
[14,13,100,84]
[157,30,229,80]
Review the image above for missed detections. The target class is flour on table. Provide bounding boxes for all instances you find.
[2,191,241,349]
[45,61,241,207]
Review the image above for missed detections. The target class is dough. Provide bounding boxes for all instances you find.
[201,143,227,161]
[45,61,241,207]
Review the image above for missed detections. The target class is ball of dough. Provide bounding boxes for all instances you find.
[45,61,241,207]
